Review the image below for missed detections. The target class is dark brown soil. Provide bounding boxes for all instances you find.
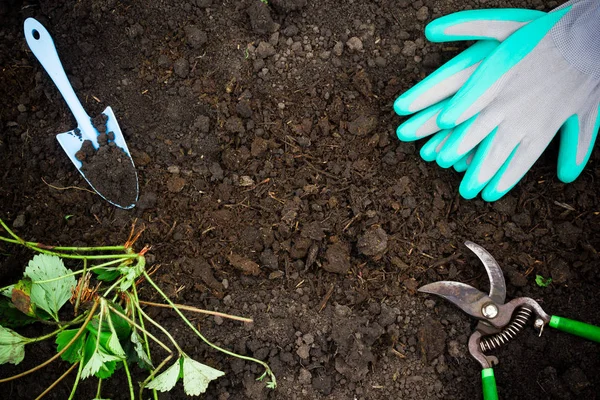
[79,139,138,209]
[1,0,599,399]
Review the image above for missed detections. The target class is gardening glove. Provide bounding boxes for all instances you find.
[396,0,600,201]
[394,8,546,165]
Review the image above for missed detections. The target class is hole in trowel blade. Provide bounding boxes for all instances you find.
[32,29,40,40]
[75,113,137,207]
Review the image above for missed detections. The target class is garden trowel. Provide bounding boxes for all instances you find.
[24,18,138,209]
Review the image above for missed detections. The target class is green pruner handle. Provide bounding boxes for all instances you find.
[482,368,498,400]
[549,315,600,342]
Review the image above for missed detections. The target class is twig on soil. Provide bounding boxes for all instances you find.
[303,160,340,181]
[343,213,361,232]
[317,284,335,313]
[138,300,253,323]
[41,177,96,194]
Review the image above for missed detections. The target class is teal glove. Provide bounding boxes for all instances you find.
[395,0,600,201]
[395,9,546,167]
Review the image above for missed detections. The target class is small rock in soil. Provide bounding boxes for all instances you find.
[347,115,377,136]
[357,226,388,256]
[346,37,363,52]
[270,0,307,13]
[12,214,26,228]
[167,176,186,193]
[323,241,351,274]
[256,41,276,59]
[296,345,310,359]
[193,115,211,133]
[227,253,261,275]
[173,57,189,78]
[236,99,253,118]
[247,2,277,35]
[184,25,207,49]
[225,116,245,133]
[418,318,447,362]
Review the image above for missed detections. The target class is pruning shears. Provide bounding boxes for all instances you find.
[419,242,600,400]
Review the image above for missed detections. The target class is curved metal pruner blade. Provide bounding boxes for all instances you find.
[464,241,506,305]
[418,281,493,320]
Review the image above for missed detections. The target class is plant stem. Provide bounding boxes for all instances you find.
[34,361,79,400]
[102,277,125,298]
[132,285,154,366]
[135,303,184,354]
[122,360,135,400]
[0,219,24,242]
[0,300,98,383]
[68,356,85,400]
[96,379,103,399]
[107,304,172,354]
[143,271,277,387]
[131,286,158,400]
[138,300,253,323]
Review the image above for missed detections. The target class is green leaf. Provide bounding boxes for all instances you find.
[0,299,38,328]
[118,257,145,291]
[82,335,120,380]
[93,268,121,282]
[535,275,552,287]
[0,325,28,364]
[87,303,131,341]
[105,332,126,358]
[81,347,120,379]
[145,357,182,392]
[131,328,153,369]
[56,329,86,363]
[24,254,76,321]
[182,355,224,396]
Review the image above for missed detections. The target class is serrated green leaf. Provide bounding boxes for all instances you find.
[146,357,182,392]
[81,347,120,379]
[105,332,125,358]
[0,325,28,365]
[182,355,224,396]
[56,329,86,363]
[24,254,76,321]
[1,285,14,298]
[93,267,121,282]
[118,257,145,291]
[0,299,38,328]
[131,329,153,369]
[82,332,119,379]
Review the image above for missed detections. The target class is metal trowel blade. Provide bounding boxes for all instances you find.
[56,106,139,209]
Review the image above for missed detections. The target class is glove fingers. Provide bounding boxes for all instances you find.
[420,129,453,162]
[394,41,497,116]
[436,110,501,168]
[459,125,523,199]
[454,149,475,173]
[481,132,557,201]
[426,9,545,42]
[396,99,449,141]
[557,104,600,183]
[437,9,571,129]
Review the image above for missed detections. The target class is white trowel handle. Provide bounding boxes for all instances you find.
[24,18,96,136]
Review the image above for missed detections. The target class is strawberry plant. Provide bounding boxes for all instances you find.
[0,218,276,399]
